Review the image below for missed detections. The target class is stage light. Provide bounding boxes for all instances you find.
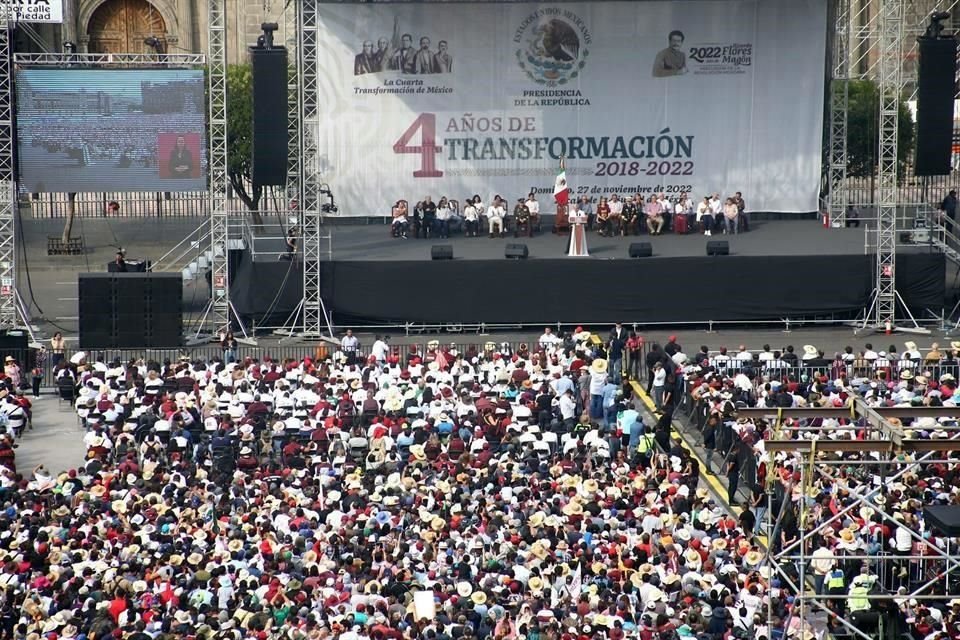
[925,11,951,38]
[259,22,279,49]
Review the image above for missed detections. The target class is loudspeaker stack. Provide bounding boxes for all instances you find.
[79,273,183,348]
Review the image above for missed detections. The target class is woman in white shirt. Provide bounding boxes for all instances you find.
[696,196,712,235]
[487,196,505,238]
[436,197,451,239]
[463,199,478,237]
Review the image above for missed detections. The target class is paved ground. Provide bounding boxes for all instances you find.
[16,394,87,475]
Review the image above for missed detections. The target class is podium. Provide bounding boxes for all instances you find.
[567,213,589,257]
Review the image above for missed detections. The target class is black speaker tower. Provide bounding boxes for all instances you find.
[250,24,289,188]
[79,273,183,349]
[915,35,957,176]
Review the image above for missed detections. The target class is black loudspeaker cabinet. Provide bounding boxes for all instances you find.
[250,46,290,188]
[628,242,653,258]
[915,37,958,177]
[505,243,529,260]
[431,245,454,260]
[706,240,730,256]
[78,273,183,349]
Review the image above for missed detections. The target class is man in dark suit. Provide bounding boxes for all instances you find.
[167,135,194,178]
[608,323,627,384]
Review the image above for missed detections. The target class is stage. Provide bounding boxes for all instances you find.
[230,221,946,327]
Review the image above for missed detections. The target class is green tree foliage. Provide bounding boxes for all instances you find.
[844,79,915,178]
[226,64,264,224]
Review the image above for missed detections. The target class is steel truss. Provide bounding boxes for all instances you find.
[277,0,334,342]
[857,0,928,334]
[828,0,851,228]
[762,406,960,640]
[0,10,16,330]
[192,0,249,343]
[285,0,300,210]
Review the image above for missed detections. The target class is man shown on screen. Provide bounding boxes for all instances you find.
[167,135,194,178]
[652,30,687,77]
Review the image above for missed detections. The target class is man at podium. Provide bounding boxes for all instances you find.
[567,201,589,257]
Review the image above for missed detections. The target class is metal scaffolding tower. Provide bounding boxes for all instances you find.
[752,403,960,640]
[285,0,300,210]
[0,9,17,330]
[873,0,902,329]
[827,0,851,228]
[858,0,927,334]
[192,0,248,342]
[278,0,334,342]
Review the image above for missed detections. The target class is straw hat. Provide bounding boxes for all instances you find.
[456,581,473,598]
[562,500,584,516]
[409,444,426,461]
[528,576,545,593]
[528,512,546,528]
[590,359,608,375]
[744,550,763,567]
[471,591,487,606]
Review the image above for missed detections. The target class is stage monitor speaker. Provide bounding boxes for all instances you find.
[915,37,958,176]
[249,46,289,188]
[628,242,653,258]
[505,243,529,260]
[431,245,453,260]
[706,240,729,256]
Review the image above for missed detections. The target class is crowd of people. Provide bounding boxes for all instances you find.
[651,337,960,640]
[390,192,749,240]
[0,330,954,640]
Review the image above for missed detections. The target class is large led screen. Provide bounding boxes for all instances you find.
[15,68,208,192]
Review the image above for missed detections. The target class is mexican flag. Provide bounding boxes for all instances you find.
[554,158,569,206]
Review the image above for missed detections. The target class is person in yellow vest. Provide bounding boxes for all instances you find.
[848,572,875,613]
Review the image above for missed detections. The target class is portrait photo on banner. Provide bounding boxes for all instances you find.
[353,18,453,76]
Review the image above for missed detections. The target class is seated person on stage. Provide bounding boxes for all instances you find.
[514,198,532,238]
[608,194,623,236]
[696,195,713,236]
[412,200,424,238]
[391,200,409,238]
[657,192,673,232]
[436,196,452,239]
[621,195,640,236]
[488,196,506,238]
[709,192,723,232]
[675,194,693,233]
[472,194,486,229]
[645,196,664,235]
[421,195,437,239]
[596,196,612,236]
[463,198,479,237]
[525,192,540,229]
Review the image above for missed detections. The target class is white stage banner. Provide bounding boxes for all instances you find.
[315,0,826,215]
[4,0,64,23]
